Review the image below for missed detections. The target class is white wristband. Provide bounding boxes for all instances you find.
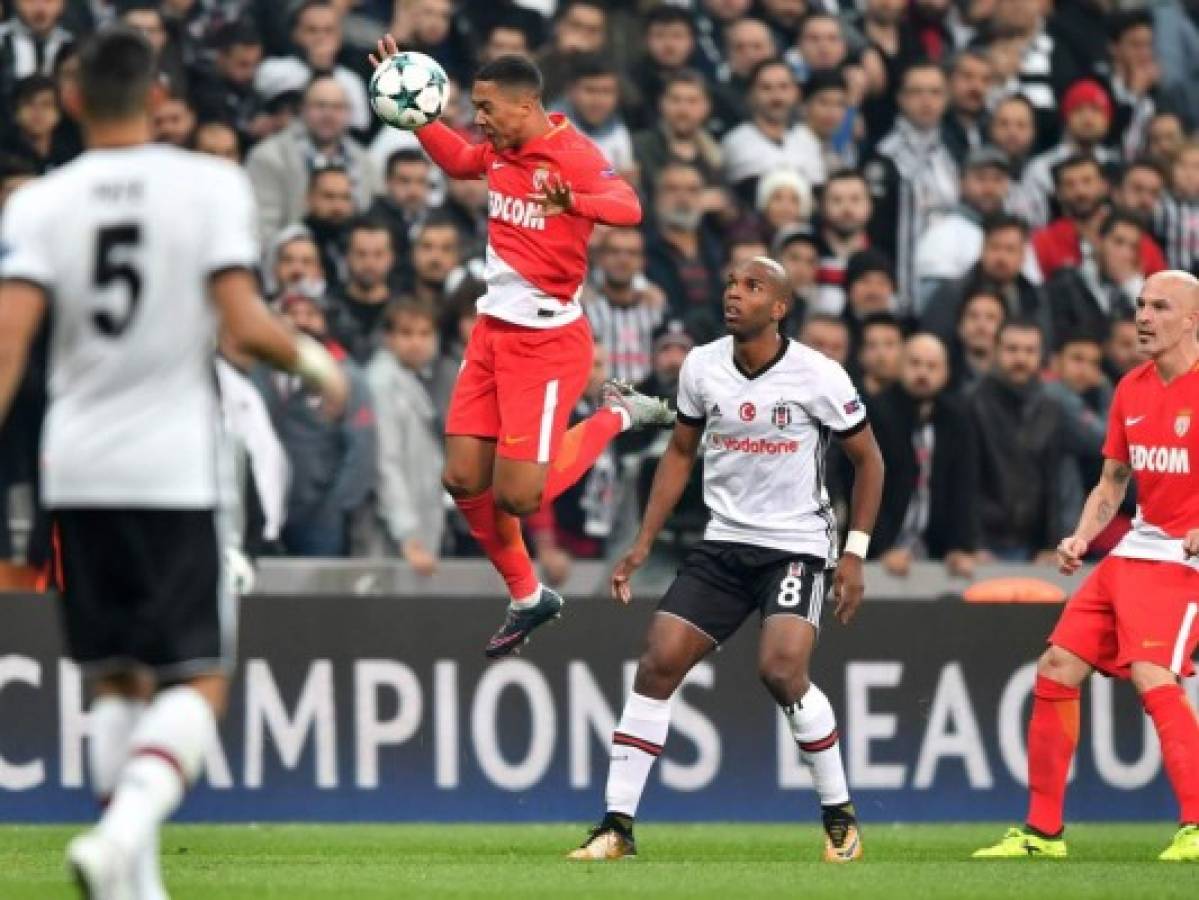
[844,530,870,559]
[292,333,339,390]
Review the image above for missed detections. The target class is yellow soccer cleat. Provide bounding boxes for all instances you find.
[822,803,863,862]
[567,815,637,861]
[1159,824,1199,862]
[972,826,1067,859]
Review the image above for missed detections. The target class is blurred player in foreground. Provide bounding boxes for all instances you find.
[974,270,1199,862]
[569,258,885,862]
[0,28,348,898]
[371,36,674,658]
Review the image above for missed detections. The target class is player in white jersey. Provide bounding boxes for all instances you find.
[569,258,885,863]
[0,29,347,900]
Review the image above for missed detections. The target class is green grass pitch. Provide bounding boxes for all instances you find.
[1,823,1195,899]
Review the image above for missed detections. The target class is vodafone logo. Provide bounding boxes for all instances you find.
[739,402,756,421]
[487,191,546,231]
[709,433,799,455]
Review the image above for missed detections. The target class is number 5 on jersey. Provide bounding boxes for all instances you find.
[93,223,143,337]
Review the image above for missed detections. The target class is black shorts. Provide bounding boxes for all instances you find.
[52,508,233,680]
[657,541,828,646]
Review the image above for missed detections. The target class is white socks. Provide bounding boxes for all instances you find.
[605,691,671,818]
[782,683,851,806]
[510,585,543,608]
[97,686,217,863]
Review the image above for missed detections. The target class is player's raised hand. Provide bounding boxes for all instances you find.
[1057,534,1088,575]
[529,173,573,217]
[832,554,864,625]
[369,34,401,69]
[611,544,649,605]
[1183,529,1199,558]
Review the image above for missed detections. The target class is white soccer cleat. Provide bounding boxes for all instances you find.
[66,830,135,900]
[602,379,676,429]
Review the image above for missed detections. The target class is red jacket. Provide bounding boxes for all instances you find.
[1032,217,1166,280]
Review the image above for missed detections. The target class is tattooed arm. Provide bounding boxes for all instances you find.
[1056,458,1133,575]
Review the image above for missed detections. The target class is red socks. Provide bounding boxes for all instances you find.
[1142,684,1199,824]
[454,489,539,600]
[541,408,625,505]
[1026,675,1080,836]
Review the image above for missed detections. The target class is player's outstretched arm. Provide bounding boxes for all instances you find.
[211,269,348,417]
[370,35,487,179]
[1057,457,1132,575]
[834,423,885,625]
[611,421,702,603]
[0,280,47,427]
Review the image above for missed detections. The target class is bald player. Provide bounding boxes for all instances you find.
[569,258,885,862]
[976,271,1199,862]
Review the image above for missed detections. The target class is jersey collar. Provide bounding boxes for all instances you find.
[733,336,789,380]
[510,113,571,158]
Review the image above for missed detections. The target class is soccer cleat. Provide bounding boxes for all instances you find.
[484,586,565,658]
[568,813,637,860]
[971,826,1067,859]
[66,830,135,900]
[1159,824,1199,861]
[602,379,676,429]
[822,802,863,862]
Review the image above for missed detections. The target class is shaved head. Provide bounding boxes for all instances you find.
[741,256,789,300]
[1134,269,1199,365]
[1144,270,1199,312]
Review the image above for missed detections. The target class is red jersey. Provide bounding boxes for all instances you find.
[417,115,641,327]
[1103,359,1199,565]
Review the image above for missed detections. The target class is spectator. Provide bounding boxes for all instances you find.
[1031,154,1166,281]
[326,217,397,366]
[254,1,371,131]
[799,312,851,366]
[1046,210,1144,343]
[858,312,906,398]
[1146,110,1186,169]
[256,293,376,558]
[1101,313,1140,381]
[366,299,447,574]
[758,0,806,50]
[771,224,821,319]
[0,0,73,107]
[0,74,70,172]
[948,286,1007,394]
[865,62,958,307]
[712,17,776,130]
[192,119,241,163]
[969,319,1064,562]
[644,161,725,318]
[392,0,473,84]
[624,5,696,131]
[1021,79,1120,229]
[264,225,326,302]
[915,146,1041,308]
[1104,11,1171,161]
[721,59,824,205]
[403,216,460,310]
[631,69,724,206]
[1153,0,1199,130]
[923,213,1051,348]
[787,13,851,82]
[1114,157,1166,223]
[585,227,665,385]
[802,68,854,175]
[842,248,905,356]
[558,53,635,181]
[856,0,925,148]
[245,74,379,246]
[120,1,187,95]
[535,0,608,106]
[987,93,1039,222]
[615,317,696,459]
[692,0,751,82]
[303,165,355,290]
[438,172,488,260]
[369,148,433,286]
[868,332,978,576]
[940,48,993,168]
[151,91,196,147]
[1154,139,1199,275]
[475,19,533,66]
[47,38,81,162]
[189,21,267,148]
[813,170,873,315]
[755,168,813,244]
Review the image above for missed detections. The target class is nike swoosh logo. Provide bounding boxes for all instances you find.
[1126,416,1146,426]
[502,434,528,445]
[491,161,505,169]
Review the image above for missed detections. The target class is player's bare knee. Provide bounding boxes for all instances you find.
[442,467,486,498]
[633,651,683,700]
[758,657,807,705]
[1037,646,1087,687]
[494,486,541,517]
[1130,662,1176,695]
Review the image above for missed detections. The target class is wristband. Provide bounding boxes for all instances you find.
[844,530,870,559]
[292,333,339,390]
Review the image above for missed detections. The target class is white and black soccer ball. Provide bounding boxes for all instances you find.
[370,51,449,130]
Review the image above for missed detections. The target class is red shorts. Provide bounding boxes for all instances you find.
[445,314,593,463]
[1050,555,1199,678]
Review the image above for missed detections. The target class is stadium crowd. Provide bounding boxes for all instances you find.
[1,0,1198,583]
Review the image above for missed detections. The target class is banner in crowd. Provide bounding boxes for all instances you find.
[1,592,1194,822]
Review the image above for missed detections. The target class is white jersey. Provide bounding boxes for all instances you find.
[676,337,867,563]
[0,145,259,508]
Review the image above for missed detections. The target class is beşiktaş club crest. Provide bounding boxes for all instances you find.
[1176,408,1192,438]
[770,399,803,430]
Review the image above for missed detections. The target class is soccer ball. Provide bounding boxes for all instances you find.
[370,52,449,130]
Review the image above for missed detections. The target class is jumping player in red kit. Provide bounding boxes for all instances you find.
[975,271,1199,862]
[370,37,675,657]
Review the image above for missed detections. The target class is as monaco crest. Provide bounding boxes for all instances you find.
[532,167,551,191]
[1176,409,1191,438]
